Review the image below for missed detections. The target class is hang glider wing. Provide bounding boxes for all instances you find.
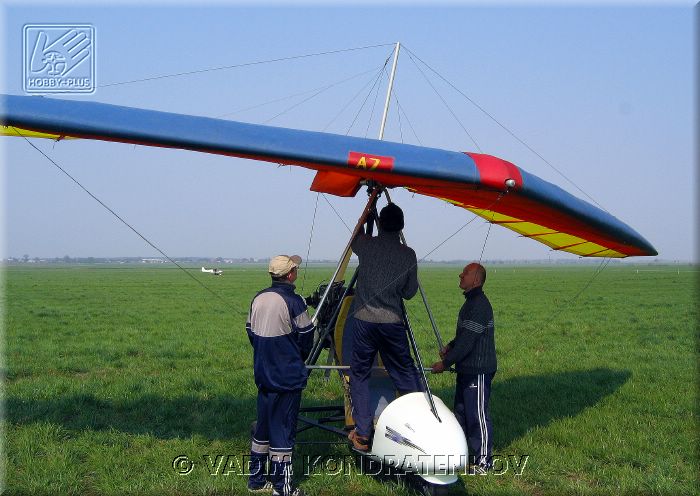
[0,94,657,257]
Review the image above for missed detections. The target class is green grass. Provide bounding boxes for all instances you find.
[2,264,698,495]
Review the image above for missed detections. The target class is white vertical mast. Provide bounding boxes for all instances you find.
[377,41,447,351]
[378,42,400,141]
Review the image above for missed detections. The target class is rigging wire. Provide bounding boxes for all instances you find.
[541,256,613,327]
[99,43,395,88]
[321,66,386,133]
[262,66,383,125]
[354,193,506,315]
[478,219,494,264]
[391,89,423,146]
[319,46,394,134]
[12,128,234,310]
[364,65,388,138]
[393,92,405,144]
[320,194,352,234]
[299,55,393,287]
[300,192,320,294]
[418,195,505,263]
[577,257,613,299]
[333,193,508,358]
[402,45,608,213]
[215,65,382,120]
[346,59,390,135]
[400,47,616,328]
[405,50,482,152]
[565,256,612,306]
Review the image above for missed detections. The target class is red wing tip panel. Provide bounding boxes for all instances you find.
[0,94,657,257]
[466,152,523,190]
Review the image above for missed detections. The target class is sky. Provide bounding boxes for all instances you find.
[0,2,695,262]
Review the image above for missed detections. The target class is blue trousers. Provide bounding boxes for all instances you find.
[453,372,495,466]
[348,317,423,437]
[249,389,301,495]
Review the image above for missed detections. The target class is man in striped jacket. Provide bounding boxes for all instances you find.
[247,255,314,496]
[431,263,496,473]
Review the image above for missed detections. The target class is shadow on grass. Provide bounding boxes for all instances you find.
[5,393,257,440]
[492,368,631,448]
[7,368,630,450]
[433,367,631,450]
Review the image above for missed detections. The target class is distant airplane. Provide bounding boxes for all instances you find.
[201,267,223,276]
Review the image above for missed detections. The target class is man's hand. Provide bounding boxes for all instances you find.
[439,346,450,359]
[364,209,377,234]
[430,361,446,374]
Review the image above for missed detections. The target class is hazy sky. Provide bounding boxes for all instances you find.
[1,3,695,262]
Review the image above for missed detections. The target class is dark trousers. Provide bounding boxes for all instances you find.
[454,372,495,466]
[249,389,301,494]
[349,317,423,437]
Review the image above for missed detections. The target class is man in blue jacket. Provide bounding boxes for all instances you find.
[431,263,496,473]
[247,255,314,496]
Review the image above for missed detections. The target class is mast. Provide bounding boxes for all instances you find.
[377,42,447,350]
[378,42,400,140]
[375,42,444,422]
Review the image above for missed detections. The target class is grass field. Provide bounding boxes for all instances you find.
[2,263,697,495]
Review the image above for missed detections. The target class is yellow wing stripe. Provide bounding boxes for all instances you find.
[464,206,625,258]
[1,126,77,140]
[404,189,625,257]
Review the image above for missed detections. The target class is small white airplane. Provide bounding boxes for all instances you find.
[201,267,223,276]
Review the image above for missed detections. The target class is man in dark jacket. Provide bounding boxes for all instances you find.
[347,203,423,451]
[246,255,314,496]
[431,263,496,472]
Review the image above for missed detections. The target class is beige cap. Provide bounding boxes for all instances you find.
[268,255,302,277]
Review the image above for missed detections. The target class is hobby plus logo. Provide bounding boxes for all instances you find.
[23,24,95,94]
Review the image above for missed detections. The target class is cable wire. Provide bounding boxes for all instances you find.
[393,92,405,143]
[216,65,382,120]
[343,192,506,327]
[12,128,234,310]
[320,194,352,234]
[345,58,391,136]
[262,66,383,125]
[321,67,385,133]
[392,92,423,146]
[363,65,387,138]
[405,50,482,152]
[542,257,613,326]
[418,195,504,263]
[478,219,494,263]
[99,43,395,88]
[301,192,320,294]
[403,45,608,212]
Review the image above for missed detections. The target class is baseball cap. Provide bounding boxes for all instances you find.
[268,255,302,277]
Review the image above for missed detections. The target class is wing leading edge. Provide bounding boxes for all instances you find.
[0,94,657,257]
